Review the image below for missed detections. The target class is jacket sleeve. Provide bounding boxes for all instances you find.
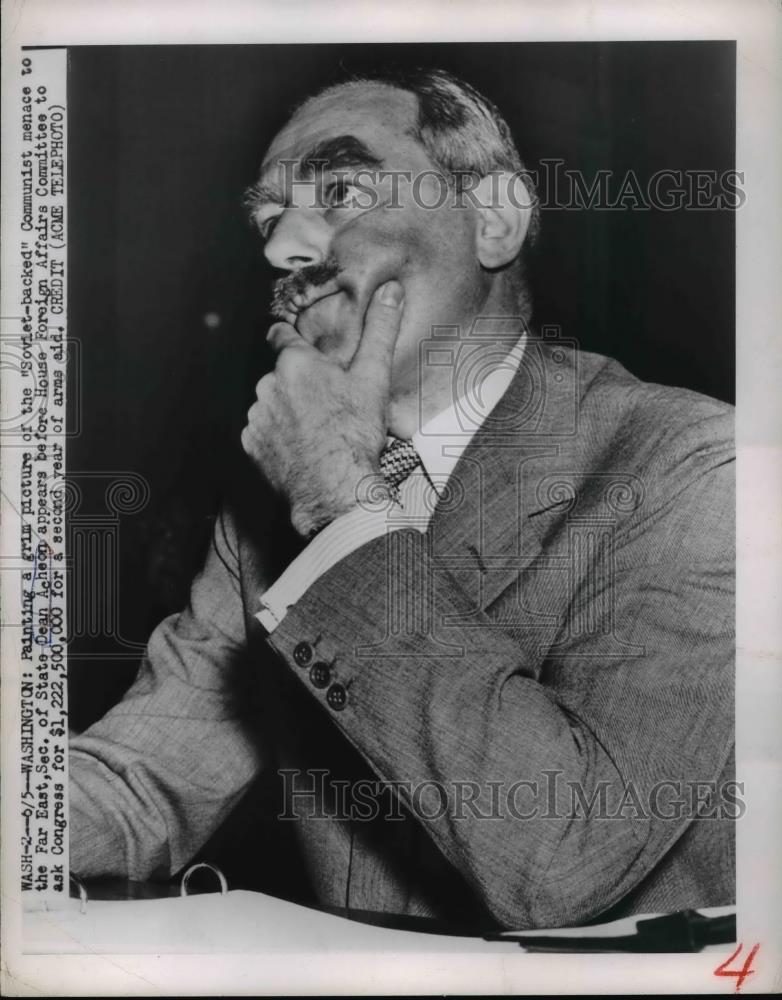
[69,507,263,880]
[264,413,735,929]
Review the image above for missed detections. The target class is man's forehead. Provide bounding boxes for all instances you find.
[261,83,419,172]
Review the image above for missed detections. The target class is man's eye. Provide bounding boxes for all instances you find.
[324,180,356,208]
[259,215,281,240]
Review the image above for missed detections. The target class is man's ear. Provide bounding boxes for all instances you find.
[472,172,533,270]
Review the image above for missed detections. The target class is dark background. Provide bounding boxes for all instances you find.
[64,42,735,886]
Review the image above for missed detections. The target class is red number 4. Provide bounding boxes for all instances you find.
[713,943,760,993]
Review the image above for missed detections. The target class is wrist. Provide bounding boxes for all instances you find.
[288,455,382,539]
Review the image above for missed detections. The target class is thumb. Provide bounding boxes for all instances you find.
[350,281,404,384]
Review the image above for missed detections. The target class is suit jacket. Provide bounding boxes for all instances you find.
[70,340,735,930]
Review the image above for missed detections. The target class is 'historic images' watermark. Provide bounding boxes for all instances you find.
[278,769,746,823]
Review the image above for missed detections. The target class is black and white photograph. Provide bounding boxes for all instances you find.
[1,1,780,995]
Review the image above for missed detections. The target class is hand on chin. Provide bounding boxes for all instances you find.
[244,280,405,537]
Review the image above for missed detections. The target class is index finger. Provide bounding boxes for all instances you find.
[349,281,405,385]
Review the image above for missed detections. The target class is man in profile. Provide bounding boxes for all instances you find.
[69,68,735,930]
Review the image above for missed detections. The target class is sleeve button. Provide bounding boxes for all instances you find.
[309,662,331,688]
[293,641,313,667]
[326,683,348,711]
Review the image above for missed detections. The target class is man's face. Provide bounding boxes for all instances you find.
[251,84,492,395]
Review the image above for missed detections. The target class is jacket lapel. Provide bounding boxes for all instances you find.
[428,336,589,617]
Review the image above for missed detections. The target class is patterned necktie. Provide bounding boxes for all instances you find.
[379,437,422,502]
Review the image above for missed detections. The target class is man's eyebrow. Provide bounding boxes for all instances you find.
[242,181,283,216]
[298,135,384,177]
[243,134,384,221]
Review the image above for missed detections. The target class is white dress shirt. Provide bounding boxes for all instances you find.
[256,336,526,633]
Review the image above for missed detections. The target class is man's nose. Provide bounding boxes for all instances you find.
[263,207,331,272]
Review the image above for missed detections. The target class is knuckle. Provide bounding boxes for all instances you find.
[246,399,265,427]
[255,373,274,400]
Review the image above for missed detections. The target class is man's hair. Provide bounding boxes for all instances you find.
[302,67,541,322]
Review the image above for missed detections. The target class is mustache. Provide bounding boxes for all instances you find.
[271,255,342,319]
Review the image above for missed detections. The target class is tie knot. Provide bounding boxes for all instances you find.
[379,438,422,496]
